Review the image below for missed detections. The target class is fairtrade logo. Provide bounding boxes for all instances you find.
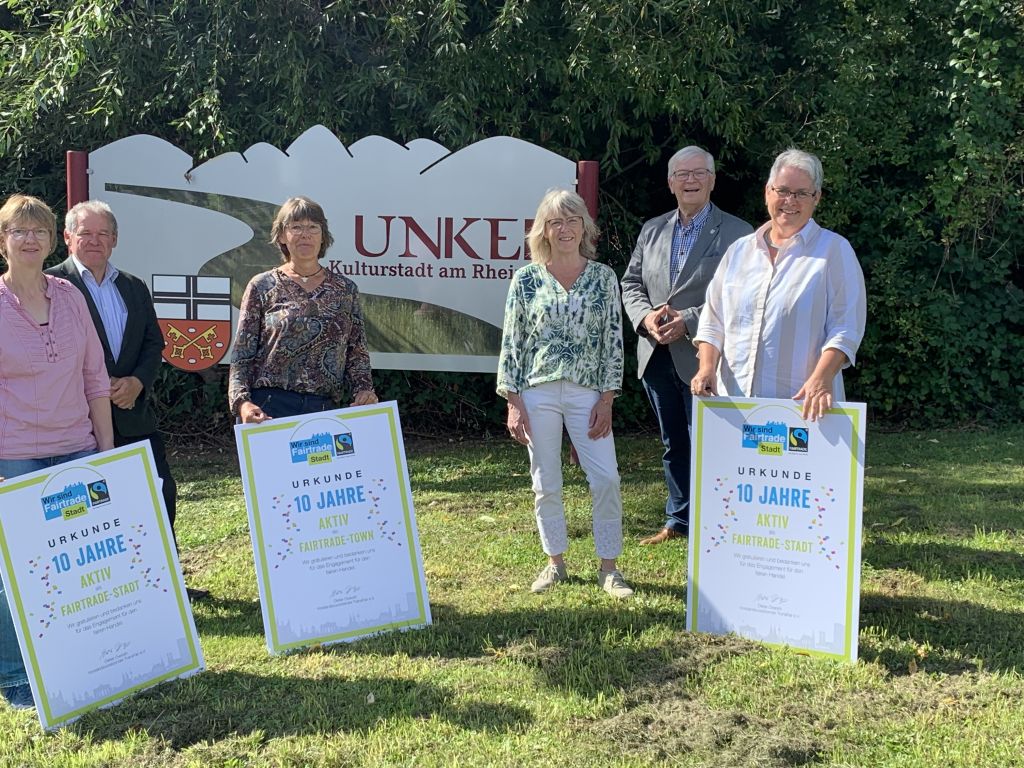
[788,427,809,453]
[741,420,808,456]
[333,433,354,456]
[87,480,111,505]
[289,428,356,464]
[41,476,111,521]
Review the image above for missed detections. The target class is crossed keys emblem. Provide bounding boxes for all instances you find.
[166,324,219,359]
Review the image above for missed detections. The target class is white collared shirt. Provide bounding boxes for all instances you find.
[72,255,127,361]
[693,218,866,400]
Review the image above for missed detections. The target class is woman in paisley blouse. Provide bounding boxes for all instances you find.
[497,189,633,599]
[229,196,377,422]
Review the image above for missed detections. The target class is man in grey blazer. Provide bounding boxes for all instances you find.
[621,147,753,544]
[48,200,208,600]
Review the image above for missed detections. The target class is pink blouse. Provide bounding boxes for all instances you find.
[0,275,110,459]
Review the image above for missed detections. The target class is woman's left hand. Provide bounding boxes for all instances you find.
[351,390,379,406]
[588,398,613,440]
[793,377,833,422]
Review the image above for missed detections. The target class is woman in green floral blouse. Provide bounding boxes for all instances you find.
[496,189,633,599]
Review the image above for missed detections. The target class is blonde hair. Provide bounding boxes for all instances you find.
[269,196,334,262]
[0,194,58,258]
[526,189,600,265]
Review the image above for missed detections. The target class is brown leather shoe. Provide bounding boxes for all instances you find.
[639,527,683,546]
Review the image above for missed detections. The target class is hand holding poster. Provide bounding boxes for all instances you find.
[686,397,866,662]
[0,443,204,729]
[235,401,431,654]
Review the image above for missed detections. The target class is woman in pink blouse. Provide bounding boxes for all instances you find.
[0,194,114,709]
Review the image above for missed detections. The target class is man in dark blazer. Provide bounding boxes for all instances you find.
[621,147,753,545]
[48,201,207,599]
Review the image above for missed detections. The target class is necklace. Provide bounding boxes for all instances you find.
[287,264,324,284]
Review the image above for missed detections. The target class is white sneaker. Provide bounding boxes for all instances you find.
[531,563,567,593]
[598,568,634,599]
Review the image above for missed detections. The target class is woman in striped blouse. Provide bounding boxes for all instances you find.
[691,148,867,421]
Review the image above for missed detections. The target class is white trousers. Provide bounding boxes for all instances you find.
[521,380,623,559]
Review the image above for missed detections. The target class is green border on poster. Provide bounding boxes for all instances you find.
[688,399,863,662]
[0,445,203,727]
[239,403,428,654]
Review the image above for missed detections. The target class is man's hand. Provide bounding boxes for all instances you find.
[642,306,687,345]
[109,376,144,410]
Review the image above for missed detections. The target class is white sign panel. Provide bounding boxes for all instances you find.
[87,127,577,372]
[686,397,866,662]
[0,444,204,729]
[235,402,431,654]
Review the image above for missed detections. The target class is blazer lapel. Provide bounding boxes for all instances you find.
[60,258,114,362]
[114,273,139,367]
[653,212,677,300]
[670,205,723,290]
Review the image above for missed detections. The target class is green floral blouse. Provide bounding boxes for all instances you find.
[496,261,623,397]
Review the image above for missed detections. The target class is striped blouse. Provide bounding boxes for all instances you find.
[693,218,866,400]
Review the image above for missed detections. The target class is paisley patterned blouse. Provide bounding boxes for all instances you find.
[228,268,374,415]
[496,261,623,397]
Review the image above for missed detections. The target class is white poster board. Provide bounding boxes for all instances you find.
[87,127,577,372]
[686,397,866,662]
[0,443,204,729]
[235,402,431,654]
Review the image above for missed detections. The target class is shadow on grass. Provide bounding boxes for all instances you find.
[864,539,1024,583]
[320,602,744,698]
[192,597,264,636]
[73,670,531,748]
[859,593,1024,673]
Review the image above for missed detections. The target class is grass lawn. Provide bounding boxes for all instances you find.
[2,428,1022,767]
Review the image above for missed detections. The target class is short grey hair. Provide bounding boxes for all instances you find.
[667,146,715,177]
[66,200,118,235]
[768,149,823,193]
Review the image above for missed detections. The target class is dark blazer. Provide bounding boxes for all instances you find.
[621,203,753,380]
[46,258,165,437]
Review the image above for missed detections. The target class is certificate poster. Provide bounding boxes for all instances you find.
[686,397,866,662]
[0,443,204,730]
[235,401,431,654]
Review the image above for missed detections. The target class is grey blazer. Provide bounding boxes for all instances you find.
[621,204,753,380]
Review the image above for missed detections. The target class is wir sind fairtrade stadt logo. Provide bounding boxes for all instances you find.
[289,423,356,466]
[40,470,112,521]
[741,420,809,457]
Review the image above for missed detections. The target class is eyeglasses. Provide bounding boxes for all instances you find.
[72,230,115,241]
[546,216,583,230]
[670,169,712,181]
[5,227,51,240]
[770,186,816,201]
[286,223,323,236]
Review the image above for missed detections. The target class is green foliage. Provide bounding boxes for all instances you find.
[1,0,1021,429]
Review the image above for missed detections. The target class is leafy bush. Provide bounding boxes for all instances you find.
[2,0,1021,430]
